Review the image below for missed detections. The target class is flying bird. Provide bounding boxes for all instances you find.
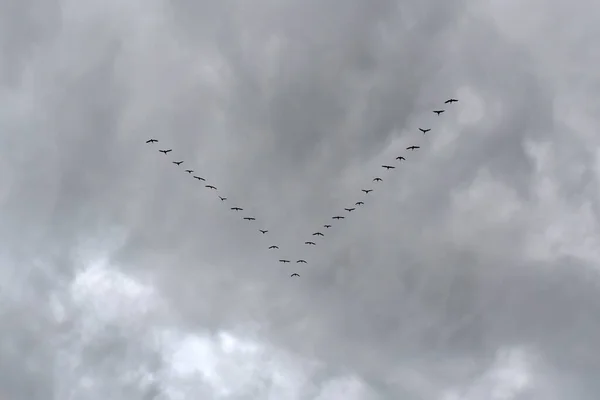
[373,177,382,182]
[243,217,256,221]
[444,98,458,104]
[219,196,227,201]
[344,208,355,212]
[297,260,307,264]
[146,139,158,143]
[419,128,431,134]
[159,149,172,154]
[193,176,205,181]
[313,232,324,236]
[185,169,193,174]
[433,110,445,115]
[279,259,290,263]
[324,224,332,228]
[362,189,373,194]
[382,165,395,170]
[231,207,243,211]
[355,201,364,206]
[396,156,405,161]
[305,241,316,245]
[332,216,345,220]
[269,245,279,249]
[205,185,217,190]
[173,161,183,166]
[406,146,420,150]
[259,230,268,234]
[291,273,300,277]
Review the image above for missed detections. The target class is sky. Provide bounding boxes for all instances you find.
[1,0,600,398]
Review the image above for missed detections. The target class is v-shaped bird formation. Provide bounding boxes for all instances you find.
[146,98,459,278]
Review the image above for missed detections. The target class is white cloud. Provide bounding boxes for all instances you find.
[441,347,534,400]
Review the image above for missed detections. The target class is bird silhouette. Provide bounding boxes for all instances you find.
[396,156,406,161]
[373,177,382,182]
[193,176,205,181]
[269,245,279,249]
[243,217,256,221]
[444,98,458,104]
[173,161,183,166]
[324,224,332,228]
[279,259,290,263]
[433,110,445,115]
[305,241,316,245]
[406,146,420,150]
[419,128,431,134]
[159,149,172,154]
[231,207,243,211]
[332,216,345,220]
[362,189,373,194]
[146,139,158,143]
[344,208,355,212]
[382,165,395,170]
[297,260,307,263]
[219,196,227,201]
[185,169,193,174]
[259,230,268,234]
[205,185,217,190]
[355,201,364,206]
[291,273,300,277]
[313,232,324,236]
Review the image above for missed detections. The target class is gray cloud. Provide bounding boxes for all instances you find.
[2,0,600,398]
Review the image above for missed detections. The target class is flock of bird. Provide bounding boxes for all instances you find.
[146,98,459,278]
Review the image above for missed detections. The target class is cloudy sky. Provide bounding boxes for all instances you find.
[1,0,600,398]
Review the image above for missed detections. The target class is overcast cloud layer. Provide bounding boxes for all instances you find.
[1,0,600,398]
